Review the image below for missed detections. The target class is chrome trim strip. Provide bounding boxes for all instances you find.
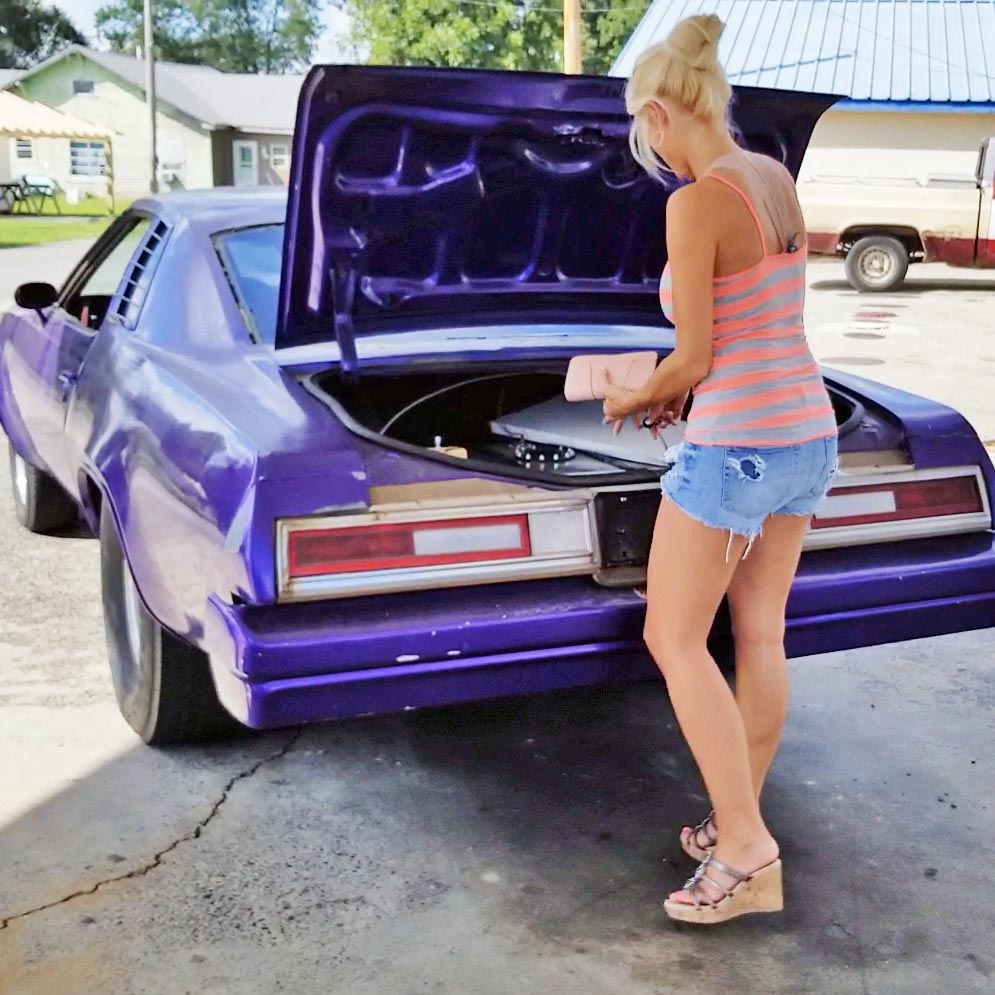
[282,553,597,602]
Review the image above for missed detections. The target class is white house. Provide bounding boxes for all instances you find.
[1,47,305,200]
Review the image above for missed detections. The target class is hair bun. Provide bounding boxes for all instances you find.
[667,13,723,71]
[625,12,732,176]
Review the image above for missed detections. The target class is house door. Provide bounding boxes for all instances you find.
[233,140,259,187]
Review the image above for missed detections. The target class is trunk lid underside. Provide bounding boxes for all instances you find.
[277,65,838,367]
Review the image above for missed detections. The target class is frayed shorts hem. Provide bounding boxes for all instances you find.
[660,486,764,562]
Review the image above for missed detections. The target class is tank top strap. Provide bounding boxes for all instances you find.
[701,170,768,259]
[745,153,801,252]
[705,152,802,256]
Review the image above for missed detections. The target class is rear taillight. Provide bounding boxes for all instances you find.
[278,498,596,600]
[813,474,984,529]
[287,514,531,578]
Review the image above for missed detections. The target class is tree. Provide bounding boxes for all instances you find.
[332,0,651,76]
[0,0,86,69]
[95,0,200,64]
[589,1,650,74]
[94,0,323,73]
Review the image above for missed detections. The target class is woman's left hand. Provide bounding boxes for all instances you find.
[601,371,647,436]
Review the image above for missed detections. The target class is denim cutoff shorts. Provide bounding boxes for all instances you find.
[660,435,839,558]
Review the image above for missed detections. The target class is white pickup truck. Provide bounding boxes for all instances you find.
[799,136,995,292]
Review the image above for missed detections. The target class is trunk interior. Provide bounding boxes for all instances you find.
[309,362,868,485]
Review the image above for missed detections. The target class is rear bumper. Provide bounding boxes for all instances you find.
[204,533,995,729]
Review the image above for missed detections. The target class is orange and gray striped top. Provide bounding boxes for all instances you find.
[659,155,837,448]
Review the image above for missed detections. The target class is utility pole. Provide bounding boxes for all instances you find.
[144,0,159,193]
[563,0,582,74]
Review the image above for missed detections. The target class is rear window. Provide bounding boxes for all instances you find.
[215,224,283,344]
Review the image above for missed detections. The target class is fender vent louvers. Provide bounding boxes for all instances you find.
[114,218,170,329]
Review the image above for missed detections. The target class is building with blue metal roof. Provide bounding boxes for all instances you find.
[613,0,995,109]
[613,1,995,182]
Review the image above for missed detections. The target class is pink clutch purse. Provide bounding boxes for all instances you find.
[563,351,657,402]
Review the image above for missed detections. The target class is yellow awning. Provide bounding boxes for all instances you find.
[0,90,115,140]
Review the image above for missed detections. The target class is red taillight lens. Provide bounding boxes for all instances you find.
[813,475,983,529]
[287,514,531,578]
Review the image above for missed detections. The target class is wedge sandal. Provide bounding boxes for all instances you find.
[664,852,783,925]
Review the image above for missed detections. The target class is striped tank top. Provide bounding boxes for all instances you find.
[659,155,837,448]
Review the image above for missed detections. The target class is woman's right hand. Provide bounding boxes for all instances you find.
[644,390,689,439]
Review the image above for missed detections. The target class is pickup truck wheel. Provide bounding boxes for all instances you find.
[8,442,77,534]
[99,503,240,745]
[844,236,909,292]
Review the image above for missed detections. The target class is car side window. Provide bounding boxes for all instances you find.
[62,216,151,330]
[214,223,283,344]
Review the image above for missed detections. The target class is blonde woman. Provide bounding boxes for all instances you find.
[601,14,838,925]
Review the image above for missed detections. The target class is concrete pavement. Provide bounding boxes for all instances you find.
[805,258,995,445]
[0,239,95,310]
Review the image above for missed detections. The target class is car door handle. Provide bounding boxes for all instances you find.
[57,372,77,398]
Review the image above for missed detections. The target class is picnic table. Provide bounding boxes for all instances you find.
[0,176,61,215]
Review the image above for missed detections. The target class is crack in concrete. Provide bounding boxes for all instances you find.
[0,729,302,932]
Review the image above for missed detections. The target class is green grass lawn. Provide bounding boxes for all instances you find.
[20,192,125,217]
[48,194,112,216]
[0,215,112,248]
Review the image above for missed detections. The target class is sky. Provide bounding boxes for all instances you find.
[56,0,353,63]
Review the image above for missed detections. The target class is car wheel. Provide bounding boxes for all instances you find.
[99,502,240,744]
[844,236,910,293]
[8,442,78,534]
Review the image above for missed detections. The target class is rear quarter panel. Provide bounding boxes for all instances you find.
[66,216,369,647]
[823,367,994,481]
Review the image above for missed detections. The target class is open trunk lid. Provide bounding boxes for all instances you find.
[276,65,838,367]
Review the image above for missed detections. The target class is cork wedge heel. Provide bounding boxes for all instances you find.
[664,854,783,925]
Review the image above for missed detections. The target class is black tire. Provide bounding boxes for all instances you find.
[844,236,910,293]
[8,442,78,534]
[99,502,240,744]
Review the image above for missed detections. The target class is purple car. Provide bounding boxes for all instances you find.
[2,68,994,744]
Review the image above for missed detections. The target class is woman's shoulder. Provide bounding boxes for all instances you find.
[744,148,796,183]
[667,177,721,221]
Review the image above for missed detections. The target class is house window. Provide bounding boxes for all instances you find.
[70,141,107,177]
[73,79,95,96]
[15,138,34,159]
[270,144,289,168]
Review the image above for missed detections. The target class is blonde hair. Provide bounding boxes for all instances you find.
[625,14,731,179]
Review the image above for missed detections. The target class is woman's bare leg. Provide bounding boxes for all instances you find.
[726,513,811,802]
[643,498,778,901]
